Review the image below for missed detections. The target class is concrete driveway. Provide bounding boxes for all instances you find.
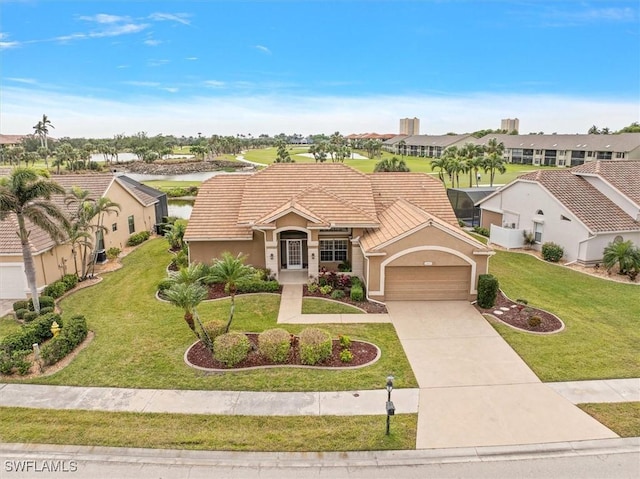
[386,301,617,449]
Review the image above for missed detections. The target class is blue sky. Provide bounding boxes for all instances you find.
[1,0,639,138]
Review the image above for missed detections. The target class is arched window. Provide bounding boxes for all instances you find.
[614,236,623,243]
[536,209,544,215]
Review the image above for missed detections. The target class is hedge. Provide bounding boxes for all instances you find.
[234,280,280,294]
[0,313,61,356]
[41,315,88,366]
[126,231,151,247]
[477,274,499,309]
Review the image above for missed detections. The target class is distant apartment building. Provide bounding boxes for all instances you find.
[501,118,519,133]
[399,117,420,135]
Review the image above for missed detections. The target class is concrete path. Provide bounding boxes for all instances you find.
[386,301,619,449]
[0,383,420,416]
[547,378,640,404]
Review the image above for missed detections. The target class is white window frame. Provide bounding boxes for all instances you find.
[319,239,348,262]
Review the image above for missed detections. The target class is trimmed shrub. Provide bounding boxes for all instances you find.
[298,327,332,365]
[258,328,291,363]
[319,285,332,295]
[61,274,79,290]
[43,281,67,299]
[202,320,227,342]
[339,334,351,349]
[12,350,32,375]
[15,308,28,320]
[126,230,151,247]
[38,307,54,316]
[340,349,354,363]
[528,316,542,328]
[235,280,280,294]
[213,332,251,367]
[307,282,319,293]
[38,296,55,309]
[106,247,121,260]
[41,315,88,366]
[477,274,499,308]
[542,242,564,262]
[350,284,364,302]
[12,300,29,313]
[331,289,345,300]
[23,311,38,322]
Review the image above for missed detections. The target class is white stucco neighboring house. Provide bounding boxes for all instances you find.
[476,160,640,265]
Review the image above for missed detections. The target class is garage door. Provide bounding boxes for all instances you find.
[385,266,471,301]
[0,263,28,299]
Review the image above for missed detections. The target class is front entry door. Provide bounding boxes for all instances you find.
[286,240,303,269]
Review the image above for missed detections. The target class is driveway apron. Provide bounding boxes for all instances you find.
[386,301,617,449]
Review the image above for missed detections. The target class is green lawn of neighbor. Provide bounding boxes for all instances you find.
[578,402,640,437]
[301,298,365,314]
[0,408,417,452]
[16,239,416,391]
[142,179,202,189]
[488,250,640,382]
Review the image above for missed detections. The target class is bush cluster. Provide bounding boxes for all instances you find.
[541,242,564,262]
[213,332,251,367]
[42,274,78,299]
[165,186,199,198]
[350,284,364,302]
[258,328,291,363]
[202,320,226,343]
[473,226,490,237]
[298,327,332,365]
[235,280,280,294]
[477,274,499,308]
[41,315,88,366]
[528,316,542,328]
[331,289,345,300]
[126,230,151,247]
[106,247,121,260]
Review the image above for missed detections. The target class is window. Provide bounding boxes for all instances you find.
[112,223,118,232]
[615,152,625,159]
[534,222,543,243]
[319,239,348,262]
[128,215,135,234]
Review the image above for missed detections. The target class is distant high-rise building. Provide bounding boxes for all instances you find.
[501,118,519,133]
[400,117,420,135]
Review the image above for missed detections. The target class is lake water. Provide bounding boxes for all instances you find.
[168,199,194,219]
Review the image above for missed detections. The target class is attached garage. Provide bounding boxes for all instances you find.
[0,263,28,299]
[384,265,471,301]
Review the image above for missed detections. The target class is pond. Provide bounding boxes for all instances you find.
[168,199,194,219]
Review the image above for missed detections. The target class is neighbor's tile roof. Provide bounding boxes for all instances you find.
[0,214,58,255]
[467,133,640,152]
[519,169,640,233]
[185,163,462,243]
[571,160,640,206]
[369,173,459,226]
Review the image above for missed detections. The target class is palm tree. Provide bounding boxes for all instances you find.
[33,114,54,150]
[373,156,410,172]
[459,143,484,187]
[164,282,208,334]
[206,252,254,333]
[0,168,69,312]
[602,240,640,278]
[397,139,407,158]
[484,137,505,158]
[168,263,206,286]
[430,157,449,183]
[482,152,507,187]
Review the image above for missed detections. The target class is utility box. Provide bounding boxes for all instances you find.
[386,401,395,416]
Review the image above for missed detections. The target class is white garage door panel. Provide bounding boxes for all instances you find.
[385,266,471,301]
[0,263,28,299]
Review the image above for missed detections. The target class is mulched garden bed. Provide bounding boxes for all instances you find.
[186,333,379,370]
[475,291,563,333]
[302,286,388,314]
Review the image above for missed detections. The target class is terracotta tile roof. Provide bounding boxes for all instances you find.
[369,173,459,226]
[0,213,58,255]
[519,169,640,233]
[184,174,252,240]
[571,160,640,207]
[185,164,463,243]
[0,134,28,145]
[238,164,378,223]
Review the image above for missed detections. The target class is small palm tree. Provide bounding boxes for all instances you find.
[164,282,208,334]
[0,168,69,312]
[373,156,410,172]
[169,263,206,286]
[602,240,640,279]
[206,252,254,333]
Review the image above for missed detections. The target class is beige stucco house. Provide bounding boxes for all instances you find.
[477,160,640,264]
[0,174,166,299]
[185,163,493,303]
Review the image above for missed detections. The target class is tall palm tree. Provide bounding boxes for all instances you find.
[206,252,254,333]
[459,143,484,187]
[482,152,507,187]
[33,114,54,150]
[485,137,505,158]
[430,157,449,183]
[88,197,120,276]
[0,168,69,312]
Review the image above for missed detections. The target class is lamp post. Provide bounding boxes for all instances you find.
[385,375,395,435]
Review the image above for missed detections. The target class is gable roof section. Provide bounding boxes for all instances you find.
[571,160,640,207]
[115,175,163,206]
[369,173,458,226]
[184,174,252,240]
[238,164,378,224]
[518,169,640,233]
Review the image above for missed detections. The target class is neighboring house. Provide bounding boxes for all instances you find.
[185,163,493,302]
[0,174,166,299]
[382,134,473,158]
[477,160,640,265]
[0,134,28,147]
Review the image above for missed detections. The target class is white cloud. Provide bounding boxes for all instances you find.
[79,14,131,24]
[185,57,198,61]
[204,80,226,88]
[144,39,162,46]
[0,32,20,49]
[1,86,638,138]
[6,77,37,84]
[255,45,272,55]
[162,87,179,93]
[147,59,170,67]
[149,13,191,26]
[122,81,161,87]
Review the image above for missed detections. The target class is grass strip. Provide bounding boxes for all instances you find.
[578,402,640,437]
[301,298,365,314]
[0,407,416,452]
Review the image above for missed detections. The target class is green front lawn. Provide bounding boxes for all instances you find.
[301,298,365,314]
[0,315,22,338]
[578,402,640,437]
[0,408,417,451]
[489,251,640,381]
[17,239,416,391]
